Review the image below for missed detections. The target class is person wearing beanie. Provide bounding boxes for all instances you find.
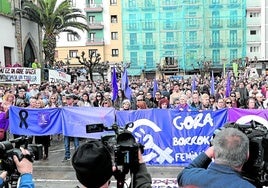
[72,140,152,188]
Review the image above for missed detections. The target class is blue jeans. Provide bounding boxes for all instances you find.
[64,136,79,158]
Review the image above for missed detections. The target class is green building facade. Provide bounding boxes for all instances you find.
[0,0,11,15]
[122,0,246,76]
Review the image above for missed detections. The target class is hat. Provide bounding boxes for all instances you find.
[72,140,113,188]
[19,89,25,92]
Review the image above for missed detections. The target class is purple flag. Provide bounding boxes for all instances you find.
[191,75,196,92]
[153,79,158,98]
[112,67,118,101]
[210,70,215,96]
[121,68,132,99]
[226,71,231,97]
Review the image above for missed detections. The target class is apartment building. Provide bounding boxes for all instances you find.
[246,0,268,74]
[56,0,123,68]
[56,0,268,78]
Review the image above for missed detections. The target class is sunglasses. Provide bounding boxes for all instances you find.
[226,102,232,104]
[51,98,56,99]
[230,95,236,97]
[137,99,143,101]
[96,95,101,97]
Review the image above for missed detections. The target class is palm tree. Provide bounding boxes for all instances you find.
[20,0,89,64]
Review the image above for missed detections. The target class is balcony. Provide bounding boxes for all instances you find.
[163,44,178,49]
[142,22,156,31]
[163,23,178,30]
[227,40,242,48]
[126,5,139,11]
[141,4,156,11]
[209,1,223,9]
[227,20,242,28]
[86,38,104,46]
[209,41,223,48]
[88,22,104,30]
[227,3,241,8]
[161,1,178,10]
[209,20,223,28]
[126,23,139,31]
[143,42,156,49]
[126,43,140,50]
[185,42,200,49]
[84,4,103,12]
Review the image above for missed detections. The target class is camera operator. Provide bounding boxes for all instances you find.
[177,127,255,188]
[0,147,34,188]
[72,140,152,188]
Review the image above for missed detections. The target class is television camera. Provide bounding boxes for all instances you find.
[215,121,268,188]
[86,122,143,188]
[0,136,43,188]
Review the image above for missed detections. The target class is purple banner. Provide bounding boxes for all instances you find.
[228,108,268,125]
[0,112,9,131]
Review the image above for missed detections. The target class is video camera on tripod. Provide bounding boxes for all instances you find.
[0,136,43,188]
[86,122,143,188]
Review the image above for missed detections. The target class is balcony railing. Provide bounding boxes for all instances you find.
[209,20,223,28]
[86,38,104,46]
[126,43,140,50]
[126,23,139,31]
[161,1,178,10]
[142,22,156,30]
[88,22,104,30]
[84,4,103,12]
[227,40,242,48]
[209,41,223,48]
[143,42,156,49]
[227,20,242,28]
[163,23,178,30]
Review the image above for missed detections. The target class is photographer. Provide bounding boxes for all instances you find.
[72,140,152,188]
[177,128,255,188]
[0,147,34,188]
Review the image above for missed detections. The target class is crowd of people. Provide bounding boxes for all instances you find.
[0,66,266,187]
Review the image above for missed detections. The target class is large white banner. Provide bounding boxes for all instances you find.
[49,69,71,84]
[0,67,41,84]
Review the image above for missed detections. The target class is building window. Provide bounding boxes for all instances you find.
[67,33,79,41]
[89,33,95,42]
[250,46,259,52]
[111,32,118,40]
[69,50,78,58]
[110,0,117,5]
[112,49,119,57]
[250,30,257,35]
[70,0,76,6]
[111,15,118,23]
[249,12,260,17]
[88,16,95,24]
[89,49,98,57]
